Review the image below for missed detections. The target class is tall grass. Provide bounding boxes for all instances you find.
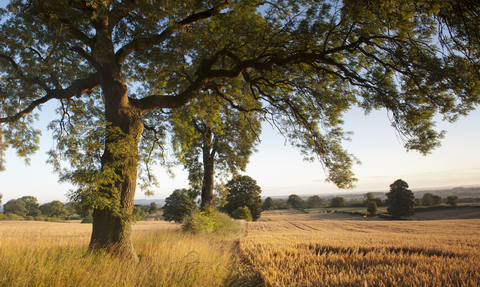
[0,220,245,286]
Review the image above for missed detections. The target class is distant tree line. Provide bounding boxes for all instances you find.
[258,181,461,219]
[261,193,388,211]
[1,196,73,220]
[0,195,161,222]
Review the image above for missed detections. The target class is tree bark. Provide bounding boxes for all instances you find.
[201,127,215,211]
[89,73,143,261]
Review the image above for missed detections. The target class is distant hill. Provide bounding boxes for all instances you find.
[263,186,480,200]
[413,186,480,198]
[134,199,165,206]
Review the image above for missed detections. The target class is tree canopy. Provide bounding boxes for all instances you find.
[446,195,458,206]
[287,194,304,210]
[262,197,276,211]
[422,192,434,206]
[0,0,479,258]
[39,200,68,217]
[386,179,415,219]
[3,198,28,217]
[306,195,325,208]
[162,188,198,223]
[223,175,262,221]
[367,201,377,216]
[432,195,443,206]
[364,192,375,203]
[21,195,41,216]
[330,196,346,207]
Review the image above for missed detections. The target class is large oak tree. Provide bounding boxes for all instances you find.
[0,0,479,259]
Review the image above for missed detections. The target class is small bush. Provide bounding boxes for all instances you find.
[379,213,414,220]
[183,210,215,233]
[212,212,243,234]
[367,202,378,216]
[232,206,253,221]
[7,214,19,221]
[334,210,365,217]
[81,215,93,223]
[379,213,392,220]
[183,210,243,234]
[67,215,82,220]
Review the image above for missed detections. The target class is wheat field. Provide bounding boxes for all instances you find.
[238,210,480,286]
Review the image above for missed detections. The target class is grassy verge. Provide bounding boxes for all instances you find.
[0,218,248,286]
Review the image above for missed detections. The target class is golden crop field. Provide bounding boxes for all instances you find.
[238,210,480,286]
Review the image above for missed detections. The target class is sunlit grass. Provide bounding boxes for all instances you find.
[239,211,480,286]
[0,221,245,287]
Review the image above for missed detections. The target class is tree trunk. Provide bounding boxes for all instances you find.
[201,127,215,211]
[89,77,143,261]
[202,154,215,211]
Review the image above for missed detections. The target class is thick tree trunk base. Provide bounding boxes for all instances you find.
[89,208,139,262]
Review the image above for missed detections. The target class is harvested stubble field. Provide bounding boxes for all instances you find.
[238,209,480,286]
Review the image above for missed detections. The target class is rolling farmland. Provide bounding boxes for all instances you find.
[238,210,480,286]
[1,209,479,286]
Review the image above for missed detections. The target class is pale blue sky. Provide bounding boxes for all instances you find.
[0,0,479,204]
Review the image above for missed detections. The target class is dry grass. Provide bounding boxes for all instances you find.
[238,210,480,286]
[0,220,243,287]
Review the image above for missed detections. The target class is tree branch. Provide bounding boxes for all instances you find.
[0,52,52,92]
[71,46,97,66]
[59,17,95,47]
[0,73,100,123]
[115,1,231,66]
[133,34,401,113]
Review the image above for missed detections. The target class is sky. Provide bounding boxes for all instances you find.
[0,0,479,204]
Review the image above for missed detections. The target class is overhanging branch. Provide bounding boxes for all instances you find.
[133,34,406,114]
[115,1,231,66]
[0,73,100,123]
